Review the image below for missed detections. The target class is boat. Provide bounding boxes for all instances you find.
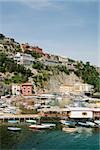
[94,120,100,128]
[41,123,56,127]
[26,119,37,123]
[78,122,89,127]
[60,120,76,127]
[29,124,51,130]
[86,121,96,127]
[8,127,21,131]
[94,120,100,125]
[8,120,19,124]
[62,127,77,133]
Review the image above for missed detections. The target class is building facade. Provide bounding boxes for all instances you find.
[12,84,21,96]
[21,83,33,96]
[14,52,34,65]
[60,82,94,94]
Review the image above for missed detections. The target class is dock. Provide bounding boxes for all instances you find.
[0,114,40,122]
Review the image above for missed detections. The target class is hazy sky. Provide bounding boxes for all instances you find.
[0,0,99,66]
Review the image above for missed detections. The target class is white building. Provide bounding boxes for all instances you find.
[14,52,34,65]
[12,84,21,96]
[69,107,93,119]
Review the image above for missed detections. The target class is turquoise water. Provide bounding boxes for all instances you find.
[0,125,100,150]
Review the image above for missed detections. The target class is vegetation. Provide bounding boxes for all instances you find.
[75,62,100,92]
[25,50,42,59]
[32,61,44,70]
[15,45,22,52]
[0,52,32,84]
[55,65,69,75]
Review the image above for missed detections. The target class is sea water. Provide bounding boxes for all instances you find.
[0,125,100,150]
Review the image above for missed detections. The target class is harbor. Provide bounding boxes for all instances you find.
[1,123,100,150]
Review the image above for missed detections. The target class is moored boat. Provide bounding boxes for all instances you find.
[26,119,37,123]
[29,124,51,130]
[86,121,96,127]
[8,120,19,124]
[8,127,21,131]
[78,122,89,127]
[62,127,77,133]
[60,120,76,127]
[41,123,56,127]
[94,120,100,125]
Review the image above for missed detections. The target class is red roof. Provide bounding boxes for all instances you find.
[22,83,32,86]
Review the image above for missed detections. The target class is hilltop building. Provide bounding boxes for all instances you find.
[14,52,34,65]
[20,43,48,57]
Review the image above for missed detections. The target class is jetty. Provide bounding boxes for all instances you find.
[0,114,40,122]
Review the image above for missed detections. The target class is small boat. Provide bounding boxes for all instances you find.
[26,119,37,123]
[41,123,56,127]
[62,127,77,133]
[60,120,76,127]
[94,120,100,125]
[86,121,96,127]
[29,124,51,130]
[8,120,19,124]
[8,127,21,131]
[78,122,89,127]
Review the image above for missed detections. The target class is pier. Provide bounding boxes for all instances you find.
[0,114,40,122]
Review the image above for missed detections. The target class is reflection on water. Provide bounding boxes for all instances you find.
[0,124,100,150]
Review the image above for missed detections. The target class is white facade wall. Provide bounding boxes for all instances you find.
[14,52,34,65]
[12,85,21,95]
[70,110,93,118]
[60,85,73,93]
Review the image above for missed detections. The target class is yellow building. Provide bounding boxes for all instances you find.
[60,82,94,94]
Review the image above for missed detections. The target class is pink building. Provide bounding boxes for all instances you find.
[21,83,33,96]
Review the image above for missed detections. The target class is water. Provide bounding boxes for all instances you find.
[0,125,100,150]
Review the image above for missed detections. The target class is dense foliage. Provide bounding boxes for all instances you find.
[25,50,42,59]
[32,61,44,70]
[0,52,32,84]
[75,62,100,92]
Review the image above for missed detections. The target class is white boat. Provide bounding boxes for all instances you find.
[41,123,56,127]
[62,127,77,133]
[8,120,19,123]
[78,122,90,127]
[86,121,96,127]
[8,127,21,131]
[94,120,100,125]
[26,119,37,123]
[29,124,51,129]
[60,120,76,127]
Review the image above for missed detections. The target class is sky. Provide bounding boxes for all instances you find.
[0,0,99,66]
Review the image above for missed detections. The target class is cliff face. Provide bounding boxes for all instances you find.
[43,72,82,93]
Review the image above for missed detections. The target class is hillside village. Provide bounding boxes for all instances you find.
[0,33,100,118]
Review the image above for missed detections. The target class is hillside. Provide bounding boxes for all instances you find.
[0,33,100,95]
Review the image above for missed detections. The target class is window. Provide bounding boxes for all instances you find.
[82,112,87,116]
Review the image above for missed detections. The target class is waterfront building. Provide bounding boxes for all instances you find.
[38,107,100,120]
[21,83,33,96]
[69,107,93,119]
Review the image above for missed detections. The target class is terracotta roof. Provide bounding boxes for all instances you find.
[22,83,32,86]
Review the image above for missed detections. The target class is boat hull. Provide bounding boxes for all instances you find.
[29,124,50,130]
[8,127,21,131]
